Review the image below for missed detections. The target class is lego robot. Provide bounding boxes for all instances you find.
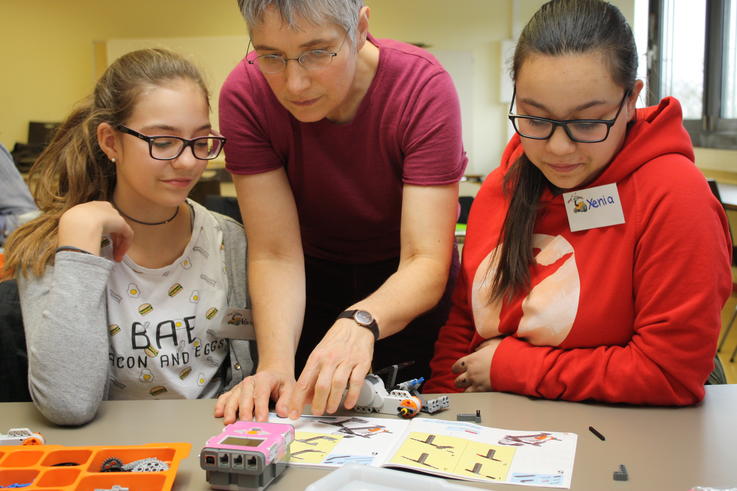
[0,428,45,446]
[200,421,294,491]
[354,375,449,418]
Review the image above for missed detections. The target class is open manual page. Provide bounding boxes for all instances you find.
[269,414,577,488]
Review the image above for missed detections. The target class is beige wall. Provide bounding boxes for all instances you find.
[694,148,737,172]
[0,0,245,149]
[5,0,732,175]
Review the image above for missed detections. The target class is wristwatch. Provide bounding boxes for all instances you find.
[337,309,379,342]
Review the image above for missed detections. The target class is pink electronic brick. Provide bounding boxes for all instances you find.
[200,421,294,491]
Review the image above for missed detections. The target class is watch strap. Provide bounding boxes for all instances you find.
[337,309,379,342]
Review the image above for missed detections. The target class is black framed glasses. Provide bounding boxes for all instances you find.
[116,125,226,160]
[508,89,631,143]
[246,33,348,74]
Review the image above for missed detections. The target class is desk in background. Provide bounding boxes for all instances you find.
[717,182,737,211]
[701,168,737,210]
[1,387,735,490]
[201,164,485,200]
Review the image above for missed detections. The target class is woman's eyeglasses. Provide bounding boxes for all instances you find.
[246,33,348,74]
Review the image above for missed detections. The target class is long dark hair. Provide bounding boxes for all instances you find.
[489,0,638,302]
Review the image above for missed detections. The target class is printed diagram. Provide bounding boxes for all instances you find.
[389,432,516,481]
[272,415,404,468]
[477,448,503,461]
[499,432,560,447]
[295,435,339,446]
[410,434,455,453]
[286,417,393,465]
[290,449,323,459]
[270,414,577,488]
[322,454,375,465]
[465,462,497,479]
[316,417,393,439]
[288,432,342,464]
[403,452,437,469]
[510,472,564,485]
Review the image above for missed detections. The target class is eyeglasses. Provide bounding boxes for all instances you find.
[508,89,631,143]
[246,33,348,74]
[116,125,226,161]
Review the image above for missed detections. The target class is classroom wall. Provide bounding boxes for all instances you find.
[0,0,246,149]
[5,0,731,176]
[694,148,737,172]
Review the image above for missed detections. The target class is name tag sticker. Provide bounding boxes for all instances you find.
[219,308,255,340]
[563,183,625,232]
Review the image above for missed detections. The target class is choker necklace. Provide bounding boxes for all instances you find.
[113,201,180,226]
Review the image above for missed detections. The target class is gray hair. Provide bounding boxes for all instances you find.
[237,0,365,46]
[512,0,638,90]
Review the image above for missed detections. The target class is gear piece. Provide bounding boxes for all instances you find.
[100,457,125,472]
[123,457,169,472]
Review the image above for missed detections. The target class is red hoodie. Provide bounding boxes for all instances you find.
[425,98,732,405]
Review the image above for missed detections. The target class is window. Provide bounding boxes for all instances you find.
[648,0,737,148]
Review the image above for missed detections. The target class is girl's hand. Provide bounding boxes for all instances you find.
[451,338,502,392]
[58,201,134,261]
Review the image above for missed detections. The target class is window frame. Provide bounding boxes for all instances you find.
[648,0,737,148]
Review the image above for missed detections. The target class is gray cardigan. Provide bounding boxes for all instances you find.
[18,205,255,426]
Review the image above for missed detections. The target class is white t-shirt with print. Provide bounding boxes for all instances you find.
[104,202,229,400]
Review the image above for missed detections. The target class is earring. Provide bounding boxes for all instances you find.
[110,157,116,163]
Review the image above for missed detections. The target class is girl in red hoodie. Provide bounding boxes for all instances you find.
[425,0,732,405]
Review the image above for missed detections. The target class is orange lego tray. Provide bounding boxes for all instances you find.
[0,442,191,490]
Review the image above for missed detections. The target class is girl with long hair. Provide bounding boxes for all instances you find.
[425,0,732,405]
[5,48,254,425]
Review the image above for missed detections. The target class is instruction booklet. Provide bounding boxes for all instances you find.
[269,414,577,488]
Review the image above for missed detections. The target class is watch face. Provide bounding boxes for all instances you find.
[354,310,374,325]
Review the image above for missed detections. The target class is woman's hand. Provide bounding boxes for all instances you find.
[451,338,502,392]
[58,201,133,261]
[287,320,375,418]
[214,369,296,423]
